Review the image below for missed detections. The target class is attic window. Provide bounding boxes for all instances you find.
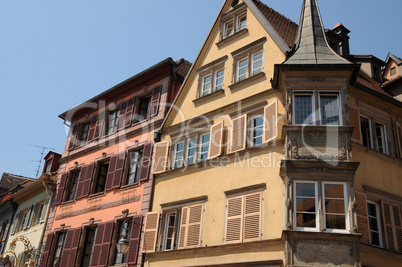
[391,67,396,76]
[220,4,247,41]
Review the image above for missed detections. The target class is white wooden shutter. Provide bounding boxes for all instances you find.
[40,198,51,223]
[178,207,188,249]
[230,115,247,153]
[263,100,278,143]
[243,192,262,242]
[224,195,244,244]
[141,212,160,253]
[152,142,170,174]
[208,122,224,159]
[27,204,36,229]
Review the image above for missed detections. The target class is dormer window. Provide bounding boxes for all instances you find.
[197,56,227,99]
[391,67,396,76]
[44,160,52,174]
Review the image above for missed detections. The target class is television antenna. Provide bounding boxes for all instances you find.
[28,144,55,178]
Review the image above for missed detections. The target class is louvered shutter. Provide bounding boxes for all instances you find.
[243,192,262,242]
[40,198,51,223]
[117,100,128,131]
[230,115,247,153]
[125,97,135,127]
[139,142,153,182]
[185,204,204,248]
[392,204,402,253]
[10,211,20,235]
[152,142,170,174]
[349,105,362,144]
[394,122,402,160]
[355,191,370,244]
[178,207,188,249]
[141,212,160,253]
[99,222,114,266]
[2,221,10,242]
[55,172,68,205]
[67,228,81,266]
[60,229,74,265]
[112,152,126,188]
[105,154,118,190]
[68,123,80,151]
[127,215,143,264]
[87,117,98,143]
[39,233,54,267]
[225,195,243,244]
[90,223,105,266]
[264,100,278,143]
[150,86,161,117]
[26,204,36,229]
[94,114,105,140]
[382,200,397,251]
[76,163,94,199]
[208,122,224,159]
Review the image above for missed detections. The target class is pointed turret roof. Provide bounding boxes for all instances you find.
[284,0,350,65]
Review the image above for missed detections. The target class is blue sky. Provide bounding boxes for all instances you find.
[1,0,401,178]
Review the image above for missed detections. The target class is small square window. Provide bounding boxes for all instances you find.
[390,67,396,76]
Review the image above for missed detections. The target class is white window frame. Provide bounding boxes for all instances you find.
[198,133,210,162]
[236,57,248,82]
[292,91,316,126]
[318,92,342,126]
[360,115,374,149]
[367,201,384,248]
[251,51,263,76]
[186,137,197,166]
[161,211,181,251]
[294,181,319,232]
[249,114,264,147]
[236,12,247,32]
[200,74,212,97]
[322,181,349,233]
[107,109,120,135]
[214,69,225,92]
[223,20,234,39]
[173,141,184,169]
[375,122,388,155]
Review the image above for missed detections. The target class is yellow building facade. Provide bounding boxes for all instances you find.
[141,0,402,266]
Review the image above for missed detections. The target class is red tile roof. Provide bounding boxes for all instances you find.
[356,70,393,98]
[252,0,298,47]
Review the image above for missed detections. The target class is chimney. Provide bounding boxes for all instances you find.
[332,23,351,58]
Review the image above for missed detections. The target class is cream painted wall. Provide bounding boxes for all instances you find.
[165,0,287,127]
[4,191,51,266]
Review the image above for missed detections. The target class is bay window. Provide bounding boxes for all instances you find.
[294,181,349,233]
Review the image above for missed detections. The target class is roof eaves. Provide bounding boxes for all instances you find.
[58,57,176,121]
[245,0,291,54]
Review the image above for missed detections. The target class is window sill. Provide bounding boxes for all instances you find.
[119,182,141,192]
[193,89,225,105]
[88,191,106,199]
[60,199,76,207]
[216,28,248,47]
[229,72,265,91]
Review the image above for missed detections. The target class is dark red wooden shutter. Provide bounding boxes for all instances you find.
[382,200,396,251]
[60,229,74,264]
[90,223,105,267]
[94,114,105,140]
[68,228,82,266]
[149,86,161,117]
[55,173,68,205]
[105,155,118,190]
[124,97,135,127]
[87,117,98,143]
[139,142,153,182]
[112,152,126,189]
[75,165,87,199]
[99,222,114,267]
[68,124,80,151]
[117,101,128,131]
[127,215,143,265]
[39,233,54,267]
[355,191,370,244]
[76,163,95,199]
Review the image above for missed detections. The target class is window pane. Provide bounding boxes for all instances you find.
[224,20,234,39]
[295,183,315,197]
[252,52,263,75]
[174,142,184,169]
[367,202,382,247]
[360,116,372,149]
[296,198,316,212]
[251,116,264,147]
[325,214,346,229]
[237,14,247,31]
[325,199,345,214]
[186,138,197,165]
[238,58,248,81]
[215,70,224,91]
[201,75,211,96]
[296,213,316,228]
[375,122,386,153]
[320,95,340,125]
[200,134,210,161]
[324,183,344,198]
[294,94,314,125]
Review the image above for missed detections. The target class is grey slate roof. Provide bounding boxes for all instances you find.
[284,0,350,65]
